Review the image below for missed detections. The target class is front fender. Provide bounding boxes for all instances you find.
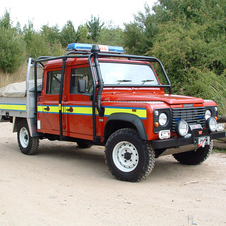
[104,113,148,141]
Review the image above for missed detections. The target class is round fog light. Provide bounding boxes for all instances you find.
[207,117,217,132]
[176,120,189,137]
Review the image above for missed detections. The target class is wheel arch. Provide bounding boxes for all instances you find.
[13,117,25,133]
[13,117,38,137]
[103,113,148,143]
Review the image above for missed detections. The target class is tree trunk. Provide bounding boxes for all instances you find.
[217,116,226,123]
[213,141,226,150]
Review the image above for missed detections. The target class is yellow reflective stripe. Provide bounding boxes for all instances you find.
[37,105,146,119]
[37,105,43,112]
[0,104,26,111]
[105,107,147,119]
[37,105,59,113]
[49,106,59,113]
[63,106,93,115]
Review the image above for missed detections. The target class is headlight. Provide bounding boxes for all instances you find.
[176,120,189,137]
[159,113,167,126]
[205,110,211,120]
[153,108,171,133]
[207,117,217,132]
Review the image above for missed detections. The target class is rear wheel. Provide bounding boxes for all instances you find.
[173,141,213,165]
[17,120,39,155]
[105,128,155,182]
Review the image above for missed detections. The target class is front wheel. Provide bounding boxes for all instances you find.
[173,141,213,165]
[17,120,39,155]
[105,128,155,182]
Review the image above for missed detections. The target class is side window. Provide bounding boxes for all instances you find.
[46,70,62,94]
[70,67,93,94]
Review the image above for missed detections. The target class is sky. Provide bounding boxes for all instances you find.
[0,0,157,30]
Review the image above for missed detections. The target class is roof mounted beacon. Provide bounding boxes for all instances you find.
[66,43,125,54]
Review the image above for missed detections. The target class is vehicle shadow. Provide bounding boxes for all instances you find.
[37,141,105,163]
[19,140,201,182]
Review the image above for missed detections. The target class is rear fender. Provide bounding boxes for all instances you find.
[13,117,38,137]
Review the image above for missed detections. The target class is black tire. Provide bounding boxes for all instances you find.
[105,128,155,182]
[17,120,39,155]
[173,141,213,165]
[77,141,92,149]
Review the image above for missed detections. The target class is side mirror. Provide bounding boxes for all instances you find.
[78,79,86,93]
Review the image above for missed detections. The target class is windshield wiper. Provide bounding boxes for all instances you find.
[141,79,154,84]
[117,79,132,84]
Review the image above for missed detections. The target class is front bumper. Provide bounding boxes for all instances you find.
[152,130,226,149]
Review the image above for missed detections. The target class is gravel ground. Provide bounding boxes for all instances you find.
[0,122,226,226]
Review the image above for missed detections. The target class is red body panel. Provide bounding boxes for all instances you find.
[37,57,217,142]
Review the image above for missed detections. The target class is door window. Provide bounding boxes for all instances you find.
[46,70,62,94]
[70,67,93,94]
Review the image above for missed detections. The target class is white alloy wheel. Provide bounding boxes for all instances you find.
[112,141,139,172]
[19,127,29,148]
[17,120,39,155]
[105,128,155,182]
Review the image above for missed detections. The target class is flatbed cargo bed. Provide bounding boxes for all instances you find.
[0,59,43,122]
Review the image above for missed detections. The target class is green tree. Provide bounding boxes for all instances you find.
[86,15,104,42]
[23,22,63,58]
[76,24,89,43]
[61,20,77,47]
[0,11,26,73]
[123,0,226,114]
[124,3,158,55]
[98,22,124,46]
[0,10,11,29]
[149,0,226,114]
[41,24,61,45]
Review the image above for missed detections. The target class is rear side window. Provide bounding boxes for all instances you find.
[46,70,62,94]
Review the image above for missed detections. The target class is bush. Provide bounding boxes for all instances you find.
[23,22,64,59]
[183,67,226,116]
[0,27,26,73]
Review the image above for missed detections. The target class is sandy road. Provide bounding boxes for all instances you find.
[0,122,226,226]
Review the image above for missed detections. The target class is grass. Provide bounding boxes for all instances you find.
[0,60,28,88]
[213,149,226,153]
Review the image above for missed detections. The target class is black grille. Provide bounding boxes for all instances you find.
[172,107,206,132]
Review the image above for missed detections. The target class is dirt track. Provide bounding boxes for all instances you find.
[0,122,226,226]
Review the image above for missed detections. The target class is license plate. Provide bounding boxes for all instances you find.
[197,136,210,147]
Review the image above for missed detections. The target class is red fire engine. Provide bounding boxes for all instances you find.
[0,43,225,181]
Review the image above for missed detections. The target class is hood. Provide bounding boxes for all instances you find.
[102,92,204,105]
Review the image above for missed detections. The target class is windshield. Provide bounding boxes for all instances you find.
[99,62,159,86]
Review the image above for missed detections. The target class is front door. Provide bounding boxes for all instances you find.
[63,65,94,140]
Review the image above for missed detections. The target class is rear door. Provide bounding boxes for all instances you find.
[38,69,62,134]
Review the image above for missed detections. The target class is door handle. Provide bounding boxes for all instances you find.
[44,106,50,111]
[66,107,73,112]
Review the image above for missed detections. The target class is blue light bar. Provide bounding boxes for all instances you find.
[108,46,124,53]
[66,43,125,54]
[67,43,92,51]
